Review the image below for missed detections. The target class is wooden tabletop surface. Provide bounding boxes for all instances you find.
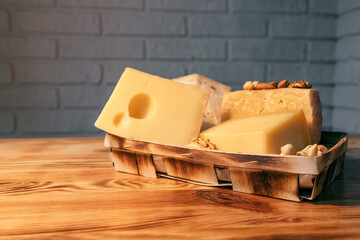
[0,135,360,239]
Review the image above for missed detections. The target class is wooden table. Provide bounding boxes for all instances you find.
[1,136,359,239]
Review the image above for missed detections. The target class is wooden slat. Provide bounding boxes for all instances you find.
[163,157,218,185]
[309,167,329,200]
[308,153,346,200]
[317,133,348,172]
[152,155,167,174]
[229,168,300,202]
[135,153,157,178]
[110,150,138,175]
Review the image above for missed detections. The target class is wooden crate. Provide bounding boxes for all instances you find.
[105,131,348,202]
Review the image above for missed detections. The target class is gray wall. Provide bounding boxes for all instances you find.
[0,0,355,138]
[332,1,360,133]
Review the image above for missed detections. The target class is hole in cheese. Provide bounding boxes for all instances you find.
[128,93,155,119]
[113,113,128,128]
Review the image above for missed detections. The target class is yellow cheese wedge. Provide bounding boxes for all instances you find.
[95,68,210,146]
[221,88,322,144]
[173,74,231,131]
[200,109,311,154]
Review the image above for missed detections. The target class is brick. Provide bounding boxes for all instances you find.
[333,84,360,110]
[308,41,335,62]
[335,35,360,60]
[17,110,100,133]
[147,39,226,60]
[334,61,360,84]
[321,107,333,129]
[13,10,99,35]
[59,0,142,9]
[189,15,266,37]
[231,0,306,13]
[0,10,8,32]
[148,0,226,12]
[314,85,333,107]
[0,63,12,84]
[104,62,186,84]
[61,37,143,59]
[0,37,56,58]
[0,87,57,108]
[190,62,264,87]
[337,10,360,37]
[104,12,185,36]
[60,86,113,108]
[338,0,360,14]
[0,0,54,6]
[309,0,337,14]
[332,108,360,133]
[16,62,101,85]
[268,63,306,82]
[230,39,304,61]
[271,16,336,38]
[307,64,334,84]
[0,112,13,133]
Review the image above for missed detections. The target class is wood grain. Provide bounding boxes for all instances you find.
[0,136,360,239]
[229,168,300,202]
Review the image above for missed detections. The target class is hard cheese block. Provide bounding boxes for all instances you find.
[200,109,311,154]
[95,68,210,146]
[173,74,231,131]
[221,88,322,144]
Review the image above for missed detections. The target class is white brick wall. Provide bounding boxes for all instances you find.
[0,0,350,137]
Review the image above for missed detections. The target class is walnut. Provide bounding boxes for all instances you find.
[288,80,312,89]
[269,81,278,88]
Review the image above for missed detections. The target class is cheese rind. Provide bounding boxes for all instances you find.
[200,110,311,154]
[173,74,231,131]
[95,68,210,146]
[221,88,322,144]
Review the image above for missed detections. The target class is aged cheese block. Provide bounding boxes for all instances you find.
[173,74,231,131]
[200,110,311,154]
[221,89,322,144]
[95,68,210,146]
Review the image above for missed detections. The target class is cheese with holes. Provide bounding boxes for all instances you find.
[200,110,311,154]
[173,74,231,131]
[221,88,322,144]
[95,68,210,145]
